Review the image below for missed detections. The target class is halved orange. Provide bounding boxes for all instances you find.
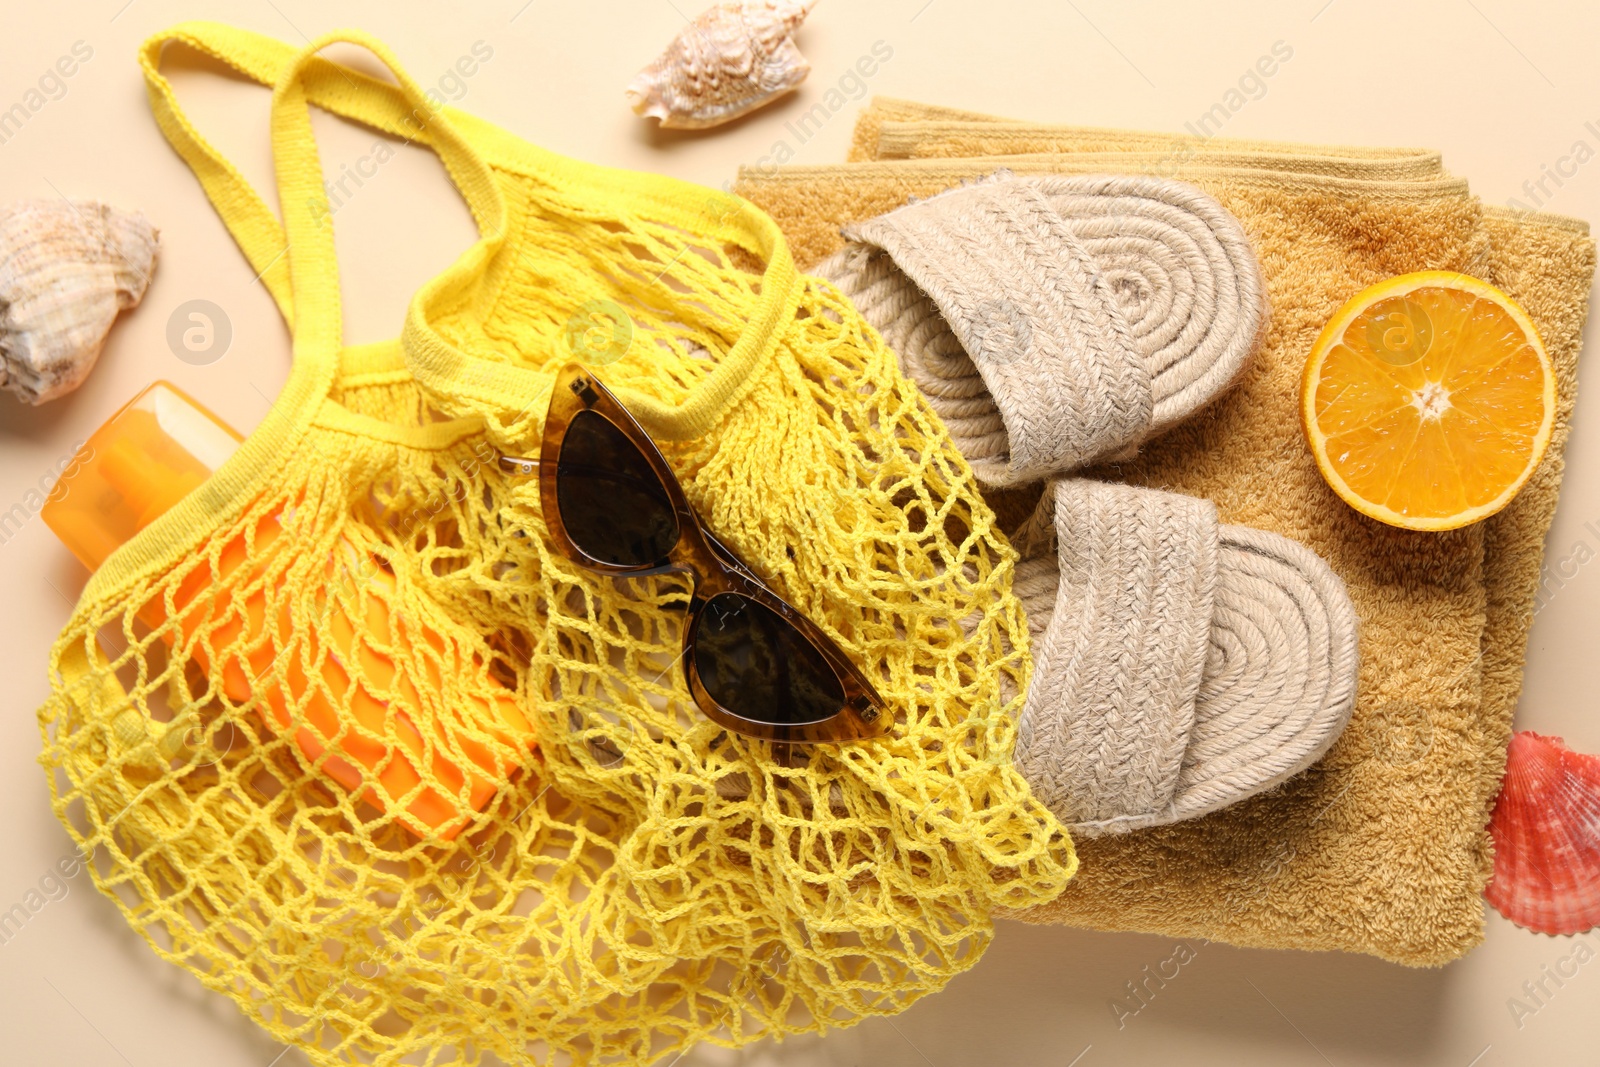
[1301,271,1554,531]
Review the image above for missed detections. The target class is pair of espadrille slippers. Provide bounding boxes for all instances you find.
[817,173,1359,837]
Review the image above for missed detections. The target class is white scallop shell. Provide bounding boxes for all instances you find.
[0,199,158,404]
[627,0,818,130]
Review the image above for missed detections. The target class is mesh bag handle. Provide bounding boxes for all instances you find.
[139,22,506,347]
[140,21,782,442]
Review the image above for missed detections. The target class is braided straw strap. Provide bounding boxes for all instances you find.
[1013,479,1214,830]
[837,175,1150,484]
[820,172,1265,483]
[1012,479,1359,836]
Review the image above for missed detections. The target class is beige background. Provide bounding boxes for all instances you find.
[3,1,1599,1064]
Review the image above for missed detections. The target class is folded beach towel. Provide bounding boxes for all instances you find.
[734,105,1594,965]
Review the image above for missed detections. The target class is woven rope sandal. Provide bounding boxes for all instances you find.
[1010,478,1359,836]
[815,171,1267,486]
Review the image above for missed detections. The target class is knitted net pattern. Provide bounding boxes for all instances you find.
[38,135,1076,1065]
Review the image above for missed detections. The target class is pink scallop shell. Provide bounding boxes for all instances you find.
[1485,731,1600,936]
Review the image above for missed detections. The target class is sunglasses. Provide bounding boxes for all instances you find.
[498,363,888,744]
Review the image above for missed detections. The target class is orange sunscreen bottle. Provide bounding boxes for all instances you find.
[43,382,535,840]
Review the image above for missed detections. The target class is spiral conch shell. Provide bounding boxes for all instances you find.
[0,199,158,404]
[627,0,819,130]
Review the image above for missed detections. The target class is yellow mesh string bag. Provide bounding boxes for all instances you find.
[37,25,1076,1066]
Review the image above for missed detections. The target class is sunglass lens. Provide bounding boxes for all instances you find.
[693,592,845,727]
[556,409,679,566]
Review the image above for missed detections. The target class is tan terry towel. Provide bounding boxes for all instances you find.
[733,105,1594,965]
